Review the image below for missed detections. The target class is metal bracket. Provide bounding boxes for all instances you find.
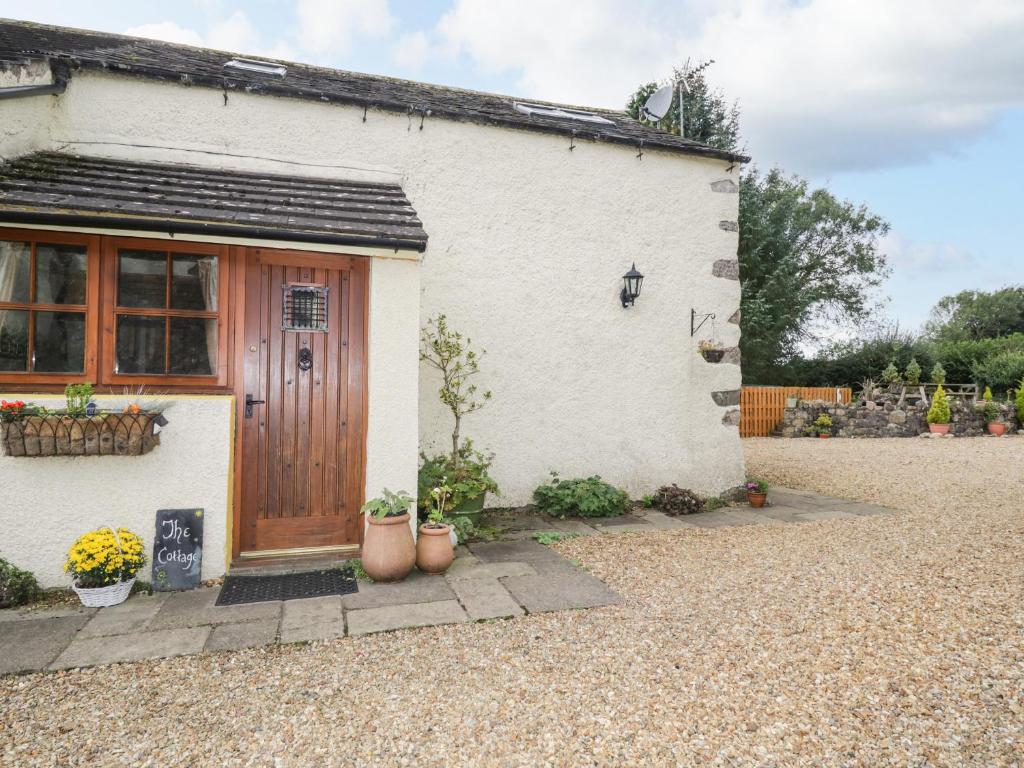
[691,308,715,337]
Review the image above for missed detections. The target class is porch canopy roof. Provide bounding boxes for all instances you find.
[0,152,428,252]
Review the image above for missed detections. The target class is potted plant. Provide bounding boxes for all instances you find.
[698,339,725,363]
[904,357,922,387]
[420,314,499,526]
[360,489,416,582]
[804,413,833,438]
[983,401,1006,436]
[416,483,455,575]
[927,384,952,434]
[64,527,146,607]
[745,478,768,508]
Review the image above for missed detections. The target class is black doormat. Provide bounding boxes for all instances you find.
[216,567,357,606]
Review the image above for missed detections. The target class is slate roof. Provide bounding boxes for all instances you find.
[0,152,428,251]
[0,19,747,164]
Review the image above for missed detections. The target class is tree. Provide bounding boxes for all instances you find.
[738,168,889,381]
[924,287,1024,342]
[419,315,491,466]
[628,65,889,384]
[626,60,740,152]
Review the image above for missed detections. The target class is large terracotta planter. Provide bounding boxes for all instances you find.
[988,422,1007,436]
[929,423,950,435]
[747,491,767,508]
[416,524,454,575]
[362,513,415,582]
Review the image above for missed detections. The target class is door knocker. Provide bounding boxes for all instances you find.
[298,346,313,371]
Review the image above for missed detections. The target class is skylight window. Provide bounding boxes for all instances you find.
[223,58,288,78]
[512,102,614,125]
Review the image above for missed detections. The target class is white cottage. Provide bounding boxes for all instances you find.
[0,20,746,586]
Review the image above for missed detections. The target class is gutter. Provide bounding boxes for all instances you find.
[0,210,428,253]
[0,61,68,100]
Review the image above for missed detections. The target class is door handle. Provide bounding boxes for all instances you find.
[245,394,266,418]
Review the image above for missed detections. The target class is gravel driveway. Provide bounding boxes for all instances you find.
[2,437,1022,767]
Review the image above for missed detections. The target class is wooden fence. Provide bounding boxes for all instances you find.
[740,386,852,437]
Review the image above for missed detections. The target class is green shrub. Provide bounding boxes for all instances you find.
[904,357,922,385]
[880,361,901,387]
[930,362,946,385]
[972,350,1024,396]
[652,485,705,515]
[533,474,629,518]
[982,401,1000,424]
[1017,378,1024,425]
[0,557,42,608]
[927,385,951,425]
[417,444,499,514]
[983,386,993,401]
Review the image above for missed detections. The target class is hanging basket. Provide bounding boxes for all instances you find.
[72,577,136,608]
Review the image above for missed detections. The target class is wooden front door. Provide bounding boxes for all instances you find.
[238,248,367,556]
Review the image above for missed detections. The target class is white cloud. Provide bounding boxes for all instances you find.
[411,0,1024,175]
[296,0,395,56]
[391,31,432,72]
[126,11,296,61]
[124,21,206,48]
[880,233,976,272]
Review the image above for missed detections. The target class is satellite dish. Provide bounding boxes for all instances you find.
[640,84,674,122]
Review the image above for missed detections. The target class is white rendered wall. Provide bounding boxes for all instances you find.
[0,396,232,588]
[2,71,744,510]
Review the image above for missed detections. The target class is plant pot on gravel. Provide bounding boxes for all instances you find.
[988,422,1007,436]
[361,489,416,583]
[927,385,952,436]
[64,527,147,608]
[744,478,768,508]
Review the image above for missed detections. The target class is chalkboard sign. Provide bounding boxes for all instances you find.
[152,508,203,591]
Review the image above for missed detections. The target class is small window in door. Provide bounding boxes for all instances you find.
[282,284,328,332]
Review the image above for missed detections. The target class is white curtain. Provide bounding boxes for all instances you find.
[197,257,218,373]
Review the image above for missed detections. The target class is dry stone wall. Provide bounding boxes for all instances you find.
[778,398,1019,438]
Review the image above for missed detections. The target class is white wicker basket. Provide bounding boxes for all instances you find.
[73,577,136,608]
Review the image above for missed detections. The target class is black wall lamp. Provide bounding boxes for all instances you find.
[620,263,644,308]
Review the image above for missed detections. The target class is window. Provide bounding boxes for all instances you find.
[0,236,93,377]
[0,230,235,388]
[223,58,287,78]
[512,102,615,125]
[107,244,225,380]
[282,284,328,332]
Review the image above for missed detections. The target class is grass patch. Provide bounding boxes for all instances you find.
[532,531,579,546]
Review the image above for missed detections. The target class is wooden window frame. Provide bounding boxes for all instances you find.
[0,228,100,385]
[0,229,233,391]
[101,237,231,388]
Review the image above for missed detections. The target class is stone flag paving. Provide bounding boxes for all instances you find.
[0,488,888,675]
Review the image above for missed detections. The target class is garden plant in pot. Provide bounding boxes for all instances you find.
[804,413,833,438]
[419,314,499,528]
[982,401,1006,436]
[361,489,416,583]
[698,339,725,363]
[416,483,455,575]
[65,527,146,607]
[927,385,952,434]
[745,478,768,508]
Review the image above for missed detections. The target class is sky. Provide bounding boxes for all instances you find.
[2,0,1022,334]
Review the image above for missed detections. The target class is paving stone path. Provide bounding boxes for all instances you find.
[0,488,888,675]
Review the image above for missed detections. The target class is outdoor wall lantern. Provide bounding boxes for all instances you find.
[620,263,644,308]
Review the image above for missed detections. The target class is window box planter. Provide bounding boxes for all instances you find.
[0,413,163,457]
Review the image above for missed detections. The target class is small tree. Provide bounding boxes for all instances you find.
[420,315,491,467]
[881,361,901,388]
[983,385,993,401]
[930,362,946,385]
[927,385,951,425]
[904,357,922,386]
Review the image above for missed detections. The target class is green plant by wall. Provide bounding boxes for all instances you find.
[930,362,946,385]
[417,443,499,514]
[982,401,1000,425]
[1017,377,1024,425]
[64,382,94,416]
[652,484,705,515]
[927,385,951,425]
[420,314,492,467]
[880,361,901,387]
[532,474,629,518]
[983,386,993,401]
[804,413,833,436]
[904,357,922,386]
[0,557,42,608]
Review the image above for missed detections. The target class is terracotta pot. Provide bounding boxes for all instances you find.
[362,512,415,582]
[929,423,950,435]
[416,524,454,575]
[747,491,767,508]
[988,422,1007,436]
[818,433,830,439]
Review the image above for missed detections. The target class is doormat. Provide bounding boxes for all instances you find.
[215,567,357,606]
